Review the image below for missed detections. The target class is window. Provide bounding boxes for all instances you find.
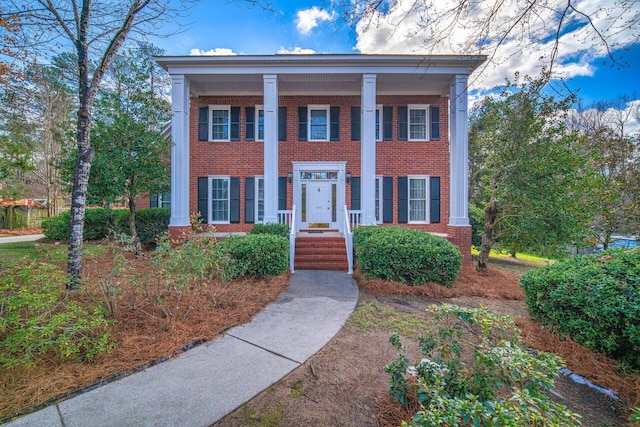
[255,176,264,223]
[375,105,382,141]
[210,176,230,223]
[408,104,429,141]
[210,106,230,141]
[375,176,383,223]
[308,105,329,141]
[256,106,265,141]
[158,191,171,209]
[408,176,428,223]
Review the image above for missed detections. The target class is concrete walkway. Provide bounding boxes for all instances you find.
[3,270,359,427]
[0,234,44,244]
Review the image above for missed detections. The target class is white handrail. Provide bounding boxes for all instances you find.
[289,205,296,273]
[277,210,292,226]
[343,205,353,274]
[348,210,362,230]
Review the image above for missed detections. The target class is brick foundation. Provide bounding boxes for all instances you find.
[447,225,472,265]
[168,225,192,242]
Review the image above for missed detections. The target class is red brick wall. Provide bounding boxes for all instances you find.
[181,94,469,258]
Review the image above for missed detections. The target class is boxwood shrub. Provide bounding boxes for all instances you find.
[521,248,640,369]
[218,234,289,278]
[42,208,115,241]
[247,222,290,238]
[115,208,170,246]
[354,226,462,287]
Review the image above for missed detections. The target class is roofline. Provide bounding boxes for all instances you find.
[154,53,487,74]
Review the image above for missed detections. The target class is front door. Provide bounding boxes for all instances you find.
[306,181,332,227]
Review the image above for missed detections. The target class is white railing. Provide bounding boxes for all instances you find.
[348,210,362,231]
[343,205,354,275]
[288,205,296,273]
[277,209,293,226]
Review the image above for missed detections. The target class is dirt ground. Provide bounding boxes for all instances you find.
[2,251,637,426]
[0,228,43,237]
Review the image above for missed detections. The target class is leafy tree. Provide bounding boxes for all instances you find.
[86,47,171,255]
[469,74,600,270]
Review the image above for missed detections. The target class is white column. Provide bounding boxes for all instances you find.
[449,75,470,226]
[361,74,377,225]
[170,75,190,227]
[263,74,279,224]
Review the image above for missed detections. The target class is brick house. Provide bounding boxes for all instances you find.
[155,54,485,270]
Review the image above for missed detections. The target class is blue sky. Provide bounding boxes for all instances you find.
[153,0,640,108]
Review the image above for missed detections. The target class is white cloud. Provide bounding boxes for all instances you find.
[296,7,335,35]
[277,46,316,54]
[189,48,237,56]
[354,0,640,93]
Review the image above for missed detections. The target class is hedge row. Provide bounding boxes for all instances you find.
[354,226,462,287]
[218,234,289,278]
[42,208,170,245]
[521,248,640,369]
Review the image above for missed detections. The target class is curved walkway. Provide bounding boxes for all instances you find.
[4,270,359,427]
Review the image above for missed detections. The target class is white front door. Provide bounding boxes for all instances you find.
[307,181,332,225]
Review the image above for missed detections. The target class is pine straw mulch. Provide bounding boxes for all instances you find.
[0,228,43,237]
[0,252,290,422]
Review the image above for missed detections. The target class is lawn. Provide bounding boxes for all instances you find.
[0,241,107,264]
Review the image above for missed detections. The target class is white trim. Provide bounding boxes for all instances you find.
[209,175,230,224]
[209,105,231,141]
[255,105,264,141]
[375,105,382,142]
[408,175,430,224]
[408,104,430,141]
[307,104,330,141]
[293,161,346,232]
[255,175,264,223]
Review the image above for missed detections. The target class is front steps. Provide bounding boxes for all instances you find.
[294,235,348,271]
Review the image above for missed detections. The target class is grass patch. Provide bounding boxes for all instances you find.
[0,242,107,264]
[346,300,434,338]
[240,404,284,427]
[471,248,555,263]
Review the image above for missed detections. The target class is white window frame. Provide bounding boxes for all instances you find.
[308,104,330,142]
[408,104,429,142]
[408,175,429,224]
[209,105,231,142]
[157,191,171,209]
[375,105,382,142]
[375,175,383,224]
[255,175,264,223]
[255,105,265,142]
[209,175,230,224]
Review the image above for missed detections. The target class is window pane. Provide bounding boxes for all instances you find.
[301,184,307,222]
[409,178,427,222]
[375,109,380,140]
[310,109,327,140]
[257,109,264,140]
[375,179,380,222]
[211,178,229,221]
[257,178,264,222]
[332,183,337,222]
[160,191,171,209]
[211,109,229,140]
[409,109,426,140]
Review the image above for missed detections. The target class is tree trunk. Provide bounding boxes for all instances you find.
[476,192,499,271]
[128,193,141,257]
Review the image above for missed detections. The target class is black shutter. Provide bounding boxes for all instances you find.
[278,106,287,141]
[383,177,393,223]
[278,177,287,211]
[245,106,255,141]
[351,106,361,141]
[198,107,208,141]
[398,176,408,223]
[230,177,240,223]
[245,177,255,223]
[298,106,307,141]
[330,106,340,141]
[230,107,240,141]
[150,194,158,208]
[398,106,408,141]
[383,106,393,141]
[430,177,441,223]
[197,177,208,223]
[430,106,440,140]
[350,177,361,210]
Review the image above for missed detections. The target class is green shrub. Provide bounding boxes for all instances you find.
[469,204,485,248]
[42,208,115,241]
[386,305,580,426]
[115,208,170,246]
[247,222,290,238]
[218,234,289,278]
[0,262,114,367]
[521,248,640,369]
[354,226,462,287]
